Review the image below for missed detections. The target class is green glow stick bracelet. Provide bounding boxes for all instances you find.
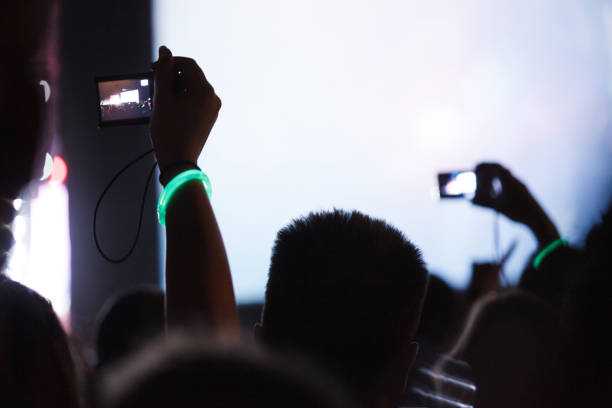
[533,238,568,269]
[157,169,212,227]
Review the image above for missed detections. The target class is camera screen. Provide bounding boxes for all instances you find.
[438,171,477,199]
[96,74,153,125]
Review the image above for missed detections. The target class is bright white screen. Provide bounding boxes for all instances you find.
[155,0,612,302]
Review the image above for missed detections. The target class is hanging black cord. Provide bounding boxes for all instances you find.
[93,149,157,263]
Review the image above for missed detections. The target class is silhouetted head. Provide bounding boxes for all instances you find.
[0,278,79,408]
[95,287,165,368]
[449,290,560,408]
[0,0,57,199]
[584,201,612,270]
[415,274,459,352]
[259,209,428,407]
[101,332,350,408]
[519,245,584,312]
[560,202,612,408]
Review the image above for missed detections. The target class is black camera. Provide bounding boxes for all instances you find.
[95,72,154,127]
[437,167,503,200]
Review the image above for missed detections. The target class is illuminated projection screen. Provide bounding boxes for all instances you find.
[154,0,612,302]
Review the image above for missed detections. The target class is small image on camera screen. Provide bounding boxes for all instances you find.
[96,74,153,126]
[438,171,477,199]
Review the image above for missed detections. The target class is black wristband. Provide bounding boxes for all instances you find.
[158,161,200,186]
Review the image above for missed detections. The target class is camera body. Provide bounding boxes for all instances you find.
[95,72,154,127]
[438,171,477,199]
[438,168,503,200]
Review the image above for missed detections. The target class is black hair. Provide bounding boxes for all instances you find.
[448,290,561,408]
[261,209,428,393]
[560,202,612,407]
[0,279,80,408]
[101,332,351,408]
[95,287,165,368]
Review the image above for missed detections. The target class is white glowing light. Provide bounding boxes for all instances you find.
[102,90,140,106]
[12,198,23,211]
[27,183,72,317]
[155,0,612,296]
[418,367,477,391]
[6,183,72,319]
[120,89,140,103]
[445,172,477,197]
[12,215,27,241]
[109,94,121,105]
[39,80,51,103]
[40,152,53,181]
[410,387,474,408]
[8,242,27,271]
[141,79,149,86]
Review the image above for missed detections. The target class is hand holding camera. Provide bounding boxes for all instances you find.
[472,163,532,223]
[472,163,560,246]
[150,46,222,176]
[438,163,559,246]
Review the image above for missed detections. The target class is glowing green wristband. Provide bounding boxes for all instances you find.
[533,238,568,269]
[157,169,212,227]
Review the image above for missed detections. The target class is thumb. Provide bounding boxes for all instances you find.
[152,45,173,102]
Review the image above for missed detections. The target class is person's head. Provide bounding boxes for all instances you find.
[0,278,80,408]
[0,0,58,199]
[258,209,428,407]
[519,245,584,313]
[415,274,459,352]
[95,287,165,368]
[101,331,350,408]
[560,202,612,408]
[447,290,560,408]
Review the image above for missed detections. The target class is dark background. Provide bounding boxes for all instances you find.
[60,0,159,345]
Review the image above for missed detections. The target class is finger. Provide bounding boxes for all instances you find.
[173,56,211,95]
[152,45,174,102]
[472,193,494,207]
[151,45,171,68]
[475,162,504,174]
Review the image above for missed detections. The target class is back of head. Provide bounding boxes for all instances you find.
[415,274,459,352]
[102,332,350,408]
[261,209,428,398]
[95,287,165,368]
[450,290,560,408]
[0,278,79,408]
[519,245,584,312]
[561,202,612,407]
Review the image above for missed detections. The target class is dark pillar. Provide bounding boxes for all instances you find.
[59,0,159,346]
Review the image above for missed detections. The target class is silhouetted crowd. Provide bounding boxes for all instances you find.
[100,101,152,122]
[1,2,611,408]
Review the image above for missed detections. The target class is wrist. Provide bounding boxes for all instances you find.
[151,146,199,178]
[526,208,560,247]
[533,237,568,269]
[158,161,200,187]
[157,169,212,227]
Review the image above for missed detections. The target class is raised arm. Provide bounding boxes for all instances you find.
[472,162,560,247]
[150,46,238,337]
